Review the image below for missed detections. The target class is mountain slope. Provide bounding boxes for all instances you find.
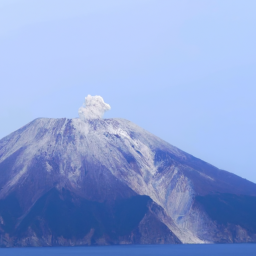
[0,118,255,246]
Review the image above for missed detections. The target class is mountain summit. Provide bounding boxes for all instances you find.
[0,96,255,247]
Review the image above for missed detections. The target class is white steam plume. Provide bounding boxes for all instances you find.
[78,95,111,120]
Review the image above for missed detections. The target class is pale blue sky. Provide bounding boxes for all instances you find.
[0,0,256,182]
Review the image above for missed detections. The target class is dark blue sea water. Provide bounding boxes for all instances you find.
[0,244,255,256]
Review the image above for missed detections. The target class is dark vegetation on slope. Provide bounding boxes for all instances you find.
[196,193,256,233]
[0,188,151,241]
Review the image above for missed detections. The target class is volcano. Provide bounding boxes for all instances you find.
[0,96,255,247]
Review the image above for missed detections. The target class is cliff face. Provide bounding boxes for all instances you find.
[0,118,255,247]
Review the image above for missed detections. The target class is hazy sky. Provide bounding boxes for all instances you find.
[1,1,256,183]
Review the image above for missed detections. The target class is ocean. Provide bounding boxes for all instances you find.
[0,244,255,256]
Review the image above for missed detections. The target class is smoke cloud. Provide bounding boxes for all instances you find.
[78,95,111,120]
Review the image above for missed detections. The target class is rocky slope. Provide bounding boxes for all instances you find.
[0,117,256,247]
